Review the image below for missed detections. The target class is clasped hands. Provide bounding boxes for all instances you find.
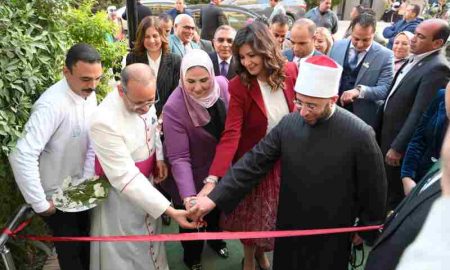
[180,183,217,226]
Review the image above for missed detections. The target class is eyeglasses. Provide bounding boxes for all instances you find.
[122,85,159,110]
[216,37,233,44]
[293,98,318,112]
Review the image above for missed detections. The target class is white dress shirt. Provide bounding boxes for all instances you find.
[8,78,97,213]
[147,52,162,78]
[258,80,290,132]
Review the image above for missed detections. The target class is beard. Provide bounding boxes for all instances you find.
[303,103,334,126]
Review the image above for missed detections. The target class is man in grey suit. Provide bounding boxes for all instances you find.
[329,13,394,130]
[381,19,450,210]
[209,25,237,80]
[283,19,322,64]
[199,0,228,41]
[169,14,200,57]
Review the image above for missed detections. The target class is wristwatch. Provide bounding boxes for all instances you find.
[203,176,218,184]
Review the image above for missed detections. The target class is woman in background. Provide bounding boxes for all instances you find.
[392,31,413,74]
[314,27,333,55]
[126,16,181,117]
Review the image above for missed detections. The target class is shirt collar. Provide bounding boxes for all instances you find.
[293,50,315,63]
[349,42,372,54]
[147,51,162,65]
[411,48,441,63]
[217,54,232,64]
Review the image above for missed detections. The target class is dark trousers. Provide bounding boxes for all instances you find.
[175,204,226,265]
[43,210,90,270]
[385,164,405,210]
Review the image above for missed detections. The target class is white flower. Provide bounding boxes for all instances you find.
[88,198,97,204]
[62,176,72,189]
[93,183,105,197]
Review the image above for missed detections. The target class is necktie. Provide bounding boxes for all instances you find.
[349,49,360,70]
[220,61,228,77]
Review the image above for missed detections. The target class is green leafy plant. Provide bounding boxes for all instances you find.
[65,0,128,100]
[0,0,72,268]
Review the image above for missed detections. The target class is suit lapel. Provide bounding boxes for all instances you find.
[249,81,267,118]
[211,54,220,76]
[157,54,170,86]
[374,168,441,247]
[355,44,378,84]
[227,57,235,78]
[387,51,440,101]
[336,40,350,66]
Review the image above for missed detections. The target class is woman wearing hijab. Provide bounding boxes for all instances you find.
[162,49,230,270]
[126,16,181,117]
[202,22,298,270]
[392,31,414,74]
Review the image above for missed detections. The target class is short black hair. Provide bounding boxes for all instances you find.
[65,43,101,72]
[158,13,172,23]
[271,14,289,26]
[351,13,377,32]
[409,4,421,16]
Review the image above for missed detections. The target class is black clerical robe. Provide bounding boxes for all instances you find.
[209,107,387,270]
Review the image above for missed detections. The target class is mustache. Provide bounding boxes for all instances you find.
[82,88,96,93]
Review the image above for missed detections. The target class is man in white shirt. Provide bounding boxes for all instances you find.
[209,25,237,79]
[8,43,103,270]
[89,63,197,270]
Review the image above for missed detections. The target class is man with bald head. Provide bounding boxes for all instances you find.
[283,18,322,65]
[169,14,200,57]
[381,19,450,210]
[89,64,197,270]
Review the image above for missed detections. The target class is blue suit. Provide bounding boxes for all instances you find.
[329,39,394,130]
[282,49,322,62]
[401,89,447,181]
[169,34,200,57]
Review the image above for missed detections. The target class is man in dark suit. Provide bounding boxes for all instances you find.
[209,25,237,80]
[199,0,228,41]
[381,19,450,210]
[329,13,394,130]
[365,163,442,270]
[283,19,322,65]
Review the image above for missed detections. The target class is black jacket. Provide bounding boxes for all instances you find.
[126,52,181,116]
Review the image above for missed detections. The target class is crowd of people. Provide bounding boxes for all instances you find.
[7,1,450,270]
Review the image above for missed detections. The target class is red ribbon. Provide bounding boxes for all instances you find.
[5,225,382,243]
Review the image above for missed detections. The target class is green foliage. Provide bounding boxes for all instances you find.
[0,0,127,268]
[0,1,72,268]
[65,0,128,100]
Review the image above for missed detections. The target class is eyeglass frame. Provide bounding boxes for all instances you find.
[122,84,159,110]
[292,98,319,112]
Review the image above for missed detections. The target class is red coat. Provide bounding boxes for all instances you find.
[209,62,298,176]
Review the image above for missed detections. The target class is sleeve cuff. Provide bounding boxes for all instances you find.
[32,200,51,214]
[357,85,366,99]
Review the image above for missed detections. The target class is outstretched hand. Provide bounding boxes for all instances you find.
[164,207,200,229]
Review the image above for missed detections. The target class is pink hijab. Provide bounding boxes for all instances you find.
[180,49,221,127]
